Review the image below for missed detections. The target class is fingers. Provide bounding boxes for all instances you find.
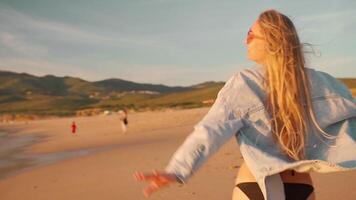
[133,170,169,182]
[133,171,146,181]
[133,171,157,181]
[143,182,160,197]
[143,179,172,197]
[153,169,159,176]
[133,170,178,197]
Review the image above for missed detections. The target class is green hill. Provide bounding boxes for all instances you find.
[91,82,225,110]
[0,70,218,115]
[0,70,355,116]
[0,71,102,96]
[94,79,188,93]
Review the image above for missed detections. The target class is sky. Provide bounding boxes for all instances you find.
[0,0,355,86]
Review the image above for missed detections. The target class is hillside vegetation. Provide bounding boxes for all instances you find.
[0,70,354,117]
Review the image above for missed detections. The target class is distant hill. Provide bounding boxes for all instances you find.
[190,81,224,89]
[0,70,355,116]
[0,71,187,96]
[0,70,223,115]
[94,79,187,93]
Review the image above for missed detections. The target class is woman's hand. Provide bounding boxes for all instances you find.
[133,170,179,197]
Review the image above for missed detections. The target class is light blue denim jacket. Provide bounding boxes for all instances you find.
[165,65,356,200]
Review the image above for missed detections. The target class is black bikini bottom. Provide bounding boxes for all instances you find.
[236,182,314,200]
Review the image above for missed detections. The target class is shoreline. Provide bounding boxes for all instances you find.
[0,107,209,180]
[0,130,119,180]
[0,130,42,179]
[0,106,209,124]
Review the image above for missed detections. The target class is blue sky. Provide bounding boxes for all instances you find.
[0,0,355,86]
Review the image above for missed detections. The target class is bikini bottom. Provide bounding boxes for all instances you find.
[236,182,314,200]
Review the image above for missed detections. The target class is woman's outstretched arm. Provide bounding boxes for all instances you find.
[133,72,246,197]
[163,73,244,184]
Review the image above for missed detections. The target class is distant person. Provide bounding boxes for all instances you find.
[118,109,128,133]
[133,9,356,200]
[71,121,77,134]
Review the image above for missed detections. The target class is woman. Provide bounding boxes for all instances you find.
[133,10,356,200]
[118,108,128,133]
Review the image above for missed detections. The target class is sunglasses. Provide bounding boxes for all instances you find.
[246,29,264,44]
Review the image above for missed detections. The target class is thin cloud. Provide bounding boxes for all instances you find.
[310,56,356,77]
[0,7,158,47]
[0,57,87,79]
[299,9,356,22]
[0,32,48,56]
[296,9,355,44]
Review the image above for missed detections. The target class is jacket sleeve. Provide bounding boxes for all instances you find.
[165,74,245,183]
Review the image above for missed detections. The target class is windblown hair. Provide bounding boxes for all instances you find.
[257,10,333,160]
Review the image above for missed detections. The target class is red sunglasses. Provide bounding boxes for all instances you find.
[246,29,264,44]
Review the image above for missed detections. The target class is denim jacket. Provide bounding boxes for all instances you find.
[165,65,356,200]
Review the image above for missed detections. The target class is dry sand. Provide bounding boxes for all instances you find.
[0,107,355,200]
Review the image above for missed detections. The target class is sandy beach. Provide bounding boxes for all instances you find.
[0,107,355,200]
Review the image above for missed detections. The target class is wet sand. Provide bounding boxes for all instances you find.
[0,107,355,200]
[0,131,40,179]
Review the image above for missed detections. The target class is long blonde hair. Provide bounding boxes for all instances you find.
[258,10,333,160]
